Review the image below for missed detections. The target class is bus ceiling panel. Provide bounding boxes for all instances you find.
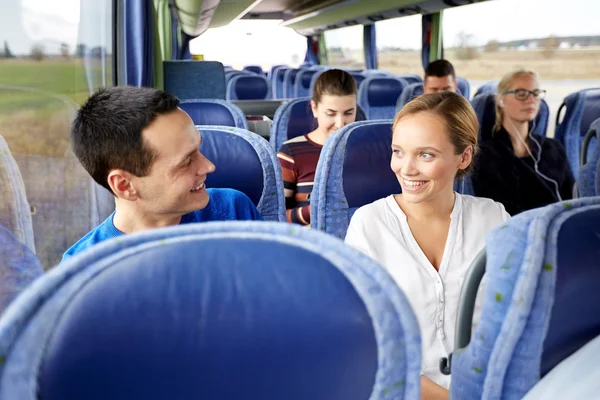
[209,0,263,29]
[281,0,490,35]
[175,0,220,36]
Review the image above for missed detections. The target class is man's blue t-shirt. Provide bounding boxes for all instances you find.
[62,188,262,262]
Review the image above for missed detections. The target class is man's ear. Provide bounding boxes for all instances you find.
[107,169,139,201]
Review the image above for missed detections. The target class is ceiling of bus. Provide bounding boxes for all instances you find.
[175,0,490,37]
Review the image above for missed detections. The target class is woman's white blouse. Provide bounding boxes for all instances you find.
[345,193,510,388]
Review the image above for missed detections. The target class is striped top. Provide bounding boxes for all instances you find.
[277,135,322,225]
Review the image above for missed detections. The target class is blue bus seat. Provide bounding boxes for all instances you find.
[396,74,422,85]
[269,98,367,152]
[197,126,285,222]
[180,99,248,129]
[0,135,35,252]
[449,198,600,399]
[578,117,600,197]
[294,69,319,98]
[358,76,409,119]
[457,76,471,99]
[0,224,43,315]
[395,82,424,111]
[226,74,271,100]
[0,221,422,400]
[554,88,600,176]
[283,68,300,98]
[311,120,400,238]
[243,65,264,75]
[473,81,498,98]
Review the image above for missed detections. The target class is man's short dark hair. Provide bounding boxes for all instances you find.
[424,59,456,80]
[71,86,180,194]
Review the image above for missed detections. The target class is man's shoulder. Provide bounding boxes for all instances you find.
[186,188,262,222]
[61,214,121,263]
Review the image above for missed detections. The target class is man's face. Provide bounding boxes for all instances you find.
[423,75,457,94]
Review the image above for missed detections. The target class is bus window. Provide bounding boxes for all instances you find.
[324,25,365,69]
[376,15,422,75]
[190,20,306,71]
[442,0,600,135]
[0,0,114,268]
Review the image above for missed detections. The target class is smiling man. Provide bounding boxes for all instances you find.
[61,86,262,262]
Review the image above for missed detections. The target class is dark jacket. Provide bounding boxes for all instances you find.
[471,126,575,216]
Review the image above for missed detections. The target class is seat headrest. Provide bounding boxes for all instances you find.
[580,89,600,136]
[36,225,383,400]
[180,100,244,128]
[541,206,600,375]
[366,78,405,107]
[233,75,269,100]
[341,122,400,207]
[199,128,264,205]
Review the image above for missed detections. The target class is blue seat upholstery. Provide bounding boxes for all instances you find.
[395,82,424,111]
[0,221,422,400]
[0,224,43,315]
[271,66,289,99]
[197,126,285,222]
[226,74,271,100]
[311,121,400,238]
[243,65,264,75]
[450,198,600,399]
[350,72,366,89]
[180,99,247,129]
[473,81,498,98]
[396,74,422,85]
[0,135,35,252]
[578,117,600,197]
[470,93,550,140]
[269,98,367,151]
[457,76,471,99]
[294,69,319,98]
[554,88,600,176]
[283,68,300,98]
[358,76,408,119]
[163,61,226,100]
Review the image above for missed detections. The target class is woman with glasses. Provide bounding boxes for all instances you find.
[471,69,574,215]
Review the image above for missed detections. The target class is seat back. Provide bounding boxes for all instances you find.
[0,135,35,252]
[198,126,285,222]
[294,69,319,98]
[243,65,264,75]
[269,98,367,151]
[272,66,290,99]
[226,74,271,100]
[471,93,550,140]
[0,221,422,400]
[311,121,400,238]
[283,68,300,98]
[457,76,471,99]
[358,76,408,119]
[180,99,248,129]
[396,74,422,85]
[450,198,600,400]
[163,61,226,100]
[395,82,424,111]
[578,117,600,197]
[0,224,43,315]
[473,81,498,98]
[555,88,600,176]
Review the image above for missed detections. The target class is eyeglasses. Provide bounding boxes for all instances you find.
[503,89,546,100]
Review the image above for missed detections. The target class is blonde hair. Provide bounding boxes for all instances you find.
[392,91,478,178]
[494,68,539,132]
